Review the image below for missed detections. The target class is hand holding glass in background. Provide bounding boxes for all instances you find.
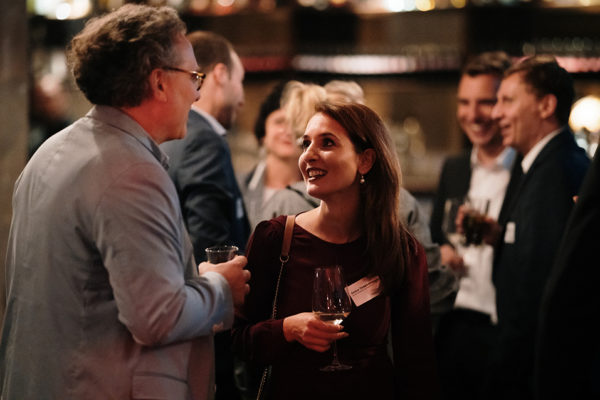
[443,197,491,247]
[461,198,490,246]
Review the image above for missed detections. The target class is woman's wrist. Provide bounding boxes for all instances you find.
[282,316,295,342]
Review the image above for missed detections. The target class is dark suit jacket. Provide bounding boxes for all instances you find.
[487,128,590,399]
[534,151,600,400]
[161,110,250,263]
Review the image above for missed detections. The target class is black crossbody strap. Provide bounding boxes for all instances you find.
[257,215,295,400]
[271,215,295,319]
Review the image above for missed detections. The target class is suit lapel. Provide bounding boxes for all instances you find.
[526,129,571,175]
[456,150,473,198]
[497,153,524,226]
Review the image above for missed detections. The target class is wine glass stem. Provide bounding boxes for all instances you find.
[331,340,341,366]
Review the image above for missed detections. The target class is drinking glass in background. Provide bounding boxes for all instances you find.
[205,245,239,263]
[442,197,466,248]
[312,265,352,371]
[461,197,490,246]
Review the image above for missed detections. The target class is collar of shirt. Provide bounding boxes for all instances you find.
[247,160,266,192]
[191,106,227,137]
[470,145,517,172]
[89,105,169,169]
[521,127,563,173]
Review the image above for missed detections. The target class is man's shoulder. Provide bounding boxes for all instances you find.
[442,150,471,170]
[45,117,158,166]
[438,150,471,188]
[161,117,224,161]
[519,134,589,209]
[186,113,222,141]
[533,130,589,178]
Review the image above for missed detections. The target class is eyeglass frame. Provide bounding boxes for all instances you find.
[163,67,206,90]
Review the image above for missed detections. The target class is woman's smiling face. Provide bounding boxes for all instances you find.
[298,112,364,200]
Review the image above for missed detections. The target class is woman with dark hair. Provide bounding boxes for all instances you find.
[232,102,438,399]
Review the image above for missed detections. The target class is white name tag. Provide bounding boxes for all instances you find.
[236,198,245,219]
[345,276,381,307]
[504,222,516,244]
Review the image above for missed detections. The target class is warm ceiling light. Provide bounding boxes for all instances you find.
[570,95,600,133]
[32,0,91,19]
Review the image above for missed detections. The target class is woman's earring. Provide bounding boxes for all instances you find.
[360,175,365,184]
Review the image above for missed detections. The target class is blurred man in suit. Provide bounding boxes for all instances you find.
[535,151,600,399]
[161,31,249,263]
[160,31,249,400]
[484,55,589,399]
[431,52,517,400]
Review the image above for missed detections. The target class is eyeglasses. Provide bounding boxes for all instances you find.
[164,67,205,90]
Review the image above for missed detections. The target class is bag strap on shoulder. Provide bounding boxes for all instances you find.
[271,215,295,319]
[280,215,295,263]
[257,215,296,400]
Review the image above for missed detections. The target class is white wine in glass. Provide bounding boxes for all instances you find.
[312,265,352,372]
[313,311,350,326]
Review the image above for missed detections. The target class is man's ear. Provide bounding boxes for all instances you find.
[149,69,168,102]
[539,93,557,120]
[358,148,376,175]
[212,63,229,86]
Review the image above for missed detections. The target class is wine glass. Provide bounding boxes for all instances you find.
[461,197,490,246]
[312,265,352,372]
[442,197,466,248]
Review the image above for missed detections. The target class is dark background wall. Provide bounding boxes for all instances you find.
[0,0,28,323]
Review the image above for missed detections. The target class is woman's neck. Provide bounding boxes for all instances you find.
[264,154,302,189]
[297,193,362,244]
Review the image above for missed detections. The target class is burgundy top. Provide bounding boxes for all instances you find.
[232,215,439,400]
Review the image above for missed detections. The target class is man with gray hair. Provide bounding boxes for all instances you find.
[0,5,249,399]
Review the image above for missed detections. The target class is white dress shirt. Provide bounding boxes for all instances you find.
[521,128,562,173]
[454,146,516,323]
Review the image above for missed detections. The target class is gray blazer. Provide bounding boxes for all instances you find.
[0,106,233,400]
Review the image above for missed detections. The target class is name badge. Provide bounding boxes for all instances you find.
[345,276,381,307]
[504,222,516,244]
[235,198,245,219]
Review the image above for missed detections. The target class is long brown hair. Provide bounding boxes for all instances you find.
[315,102,415,293]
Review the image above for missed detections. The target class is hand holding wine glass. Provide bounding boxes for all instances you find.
[312,265,352,371]
[461,197,490,246]
[281,312,346,352]
[445,197,493,247]
[456,197,502,246]
[442,197,467,248]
